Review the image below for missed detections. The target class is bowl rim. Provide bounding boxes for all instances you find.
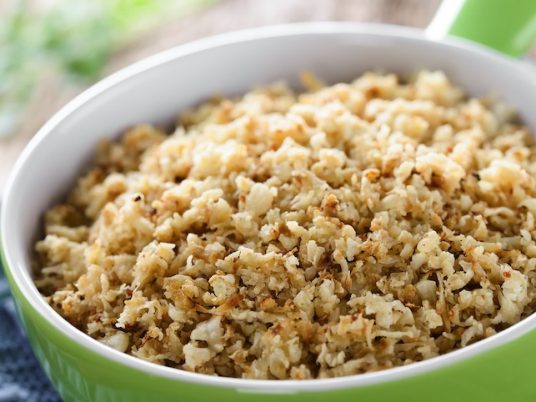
[2,21,535,392]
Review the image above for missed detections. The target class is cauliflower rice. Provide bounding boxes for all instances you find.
[35,71,536,379]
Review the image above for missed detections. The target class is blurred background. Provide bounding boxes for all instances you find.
[0,0,448,190]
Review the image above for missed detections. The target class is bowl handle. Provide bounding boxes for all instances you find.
[427,0,536,57]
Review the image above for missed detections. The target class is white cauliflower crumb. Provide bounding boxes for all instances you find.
[35,70,536,380]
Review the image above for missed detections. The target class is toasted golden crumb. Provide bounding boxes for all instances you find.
[35,71,536,379]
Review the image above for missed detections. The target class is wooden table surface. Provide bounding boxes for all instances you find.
[0,0,444,189]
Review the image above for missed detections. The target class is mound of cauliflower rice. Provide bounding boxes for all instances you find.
[35,70,536,379]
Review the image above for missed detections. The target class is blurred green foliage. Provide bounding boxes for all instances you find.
[0,0,215,138]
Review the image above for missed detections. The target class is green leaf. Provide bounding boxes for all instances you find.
[0,0,217,138]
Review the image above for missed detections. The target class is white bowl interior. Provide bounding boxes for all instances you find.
[4,23,536,391]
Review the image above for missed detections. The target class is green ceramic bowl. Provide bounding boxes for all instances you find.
[3,1,536,401]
